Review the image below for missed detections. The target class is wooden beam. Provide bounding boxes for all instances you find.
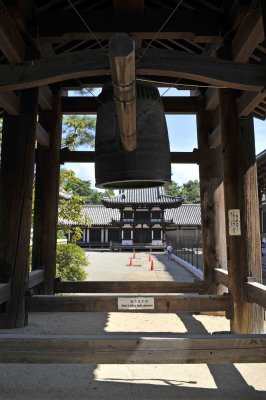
[0,49,266,92]
[54,280,206,294]
[0,281,11,305]
[27,294,231,314]
[0,333,265,364]
[37,8,221,43]
[238,89,266,117]
[59,149,200,164]
[208,125,221,149]
[232,7,264,63]
[219,91,264,333]
[171,151,200,164]
[246,281,266,308]
[28,270,45,290]
[0,88,38,328]
[36,122,50,147]
[0,91,19,115]
[205,88,218,110]
[38,86,53,110]
[214,268,229,287]
[0,1,25,63]
[197,100,227,294]
[109,34,136,151]
[61,96,200,115]
[32,91,62,295]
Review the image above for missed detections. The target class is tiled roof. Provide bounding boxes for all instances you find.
[102,187,183,207]
[83,205,120,225]
[165,204,201,225]
[60,205,120,226]
[60,203,201,227]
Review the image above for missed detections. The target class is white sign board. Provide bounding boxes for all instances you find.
[118,297,154,310]
[228,209,241,236]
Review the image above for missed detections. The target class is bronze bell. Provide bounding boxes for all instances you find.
[95,81,171,189]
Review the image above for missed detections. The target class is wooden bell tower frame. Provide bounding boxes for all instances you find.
[0,0,265,363]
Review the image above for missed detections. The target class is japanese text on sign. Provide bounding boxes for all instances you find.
[118,297,154,310]
[228,209,241,236]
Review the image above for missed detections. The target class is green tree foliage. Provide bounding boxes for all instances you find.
[62,115,96,150]
[58,169,115,241]
[56,243,88,281]
[59,169,91,242]
[181,180,200,203]
[60,168,115,204]
[164,181,182,197]
[165,179,200,203]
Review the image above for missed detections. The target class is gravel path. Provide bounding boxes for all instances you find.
[0,250,265,400]
[86,250,196,282]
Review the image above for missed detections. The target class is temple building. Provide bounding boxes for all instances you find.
[64,187,202,249]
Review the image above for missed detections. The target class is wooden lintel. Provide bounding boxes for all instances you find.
[59,149,200,164]
[55,280,206,294]
[61,96,200,115]
[214,268,229,287]
[38,86,53,110]
[208,125,221,149]
[238,89,266,117]
[0,281,11,305]
[246,281,266,308]
[0,1,25,63]
[232,7,264,63]
[0,91,19,115]
[37,9,221,43]
[36,122,50,147]
[0,49,266,92]
[0,333,265,364]
[28,269,45,290]
[27,294,231,313]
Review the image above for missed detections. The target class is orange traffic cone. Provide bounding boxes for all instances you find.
[129,257,133,266]
[151,259,154,271]
[148,253,152,261]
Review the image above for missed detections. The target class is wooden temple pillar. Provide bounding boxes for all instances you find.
[196,96,227,293]
[0,88,38,328]
[219,89,264,333]
[32,89,62,295]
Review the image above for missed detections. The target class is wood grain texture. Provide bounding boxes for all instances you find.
[214,268,229,287]
[197,99,227,294]
[27,270,45,290]
[0,88,38,328]
[219,90,264,333]
[0,281,11,304]
[246,281,266,308]
[32,91,62,295]
[0,49,265,92]
[27,294,231,314]
[0,333,265,364]
[109,34,136,150]
[54,280,206,294]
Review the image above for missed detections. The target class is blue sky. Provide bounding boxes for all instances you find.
[63,88,266,189]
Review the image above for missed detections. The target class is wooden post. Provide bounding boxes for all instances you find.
[196,97,227,294]
[109,34,136,151]
[0,88,38,328]
[32,89,62,294]
[219,89,264,333]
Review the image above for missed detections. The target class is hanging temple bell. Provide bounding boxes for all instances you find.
[95,81,172,189]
